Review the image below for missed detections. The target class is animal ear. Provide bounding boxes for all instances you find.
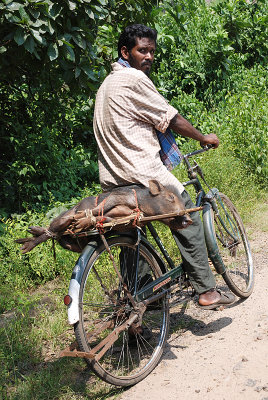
[148,180,164,196]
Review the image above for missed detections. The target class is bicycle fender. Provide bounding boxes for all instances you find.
[67,240,99,325]
[203,201,226,275]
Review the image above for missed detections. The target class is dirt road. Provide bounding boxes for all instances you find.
[119,230,268,400]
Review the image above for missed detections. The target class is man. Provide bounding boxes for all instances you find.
[93,24,235,308]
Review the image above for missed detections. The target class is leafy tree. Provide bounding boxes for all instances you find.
[0,0,156,213]
[152,0,267,103]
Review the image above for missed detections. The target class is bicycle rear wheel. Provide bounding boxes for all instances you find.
[209,192,254,298]
[74,236,169,387]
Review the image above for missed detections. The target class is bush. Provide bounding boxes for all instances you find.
[151,0,267,187]
[152,0,267,104]
[216,66,268,186]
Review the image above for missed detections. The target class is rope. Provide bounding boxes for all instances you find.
[132,189,141,226]
[95,198,107,234]
[95,195,99,207]
[96,217,106,235]
[84,209,97,226]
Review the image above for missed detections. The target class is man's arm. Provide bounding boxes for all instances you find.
[169,113,219,148]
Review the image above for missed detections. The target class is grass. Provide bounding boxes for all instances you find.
[0,275,124,400]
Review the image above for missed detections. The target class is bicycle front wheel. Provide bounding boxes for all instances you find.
[209,192,254,298]
[74,235,169,387]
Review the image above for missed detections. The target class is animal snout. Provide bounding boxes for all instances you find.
[181,213,193,228]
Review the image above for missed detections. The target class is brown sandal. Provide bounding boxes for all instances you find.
[198,289,235,310]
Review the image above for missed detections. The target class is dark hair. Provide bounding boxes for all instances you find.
[117,24,157,58]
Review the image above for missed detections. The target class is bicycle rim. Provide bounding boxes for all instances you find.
[211,192,254,297]
[74,236,169,387]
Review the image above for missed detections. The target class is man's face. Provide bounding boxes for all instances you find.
[121,37,156,76]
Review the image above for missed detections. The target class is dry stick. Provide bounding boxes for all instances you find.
[101,206,203,228]
[65,206,203,236]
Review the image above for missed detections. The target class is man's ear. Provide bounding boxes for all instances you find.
[120,46,129,60]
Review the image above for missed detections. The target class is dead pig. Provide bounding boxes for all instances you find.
[16,180,192,254]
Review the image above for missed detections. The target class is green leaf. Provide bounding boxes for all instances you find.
[47,42,58,61]
[72,33,86,50]
[64,44,75,62]
[81,65,98,81]
[30,29,44,44]
[62,33,72,42]
[6,2,21,11]
[75,67,81,78]
[24,36,35,53]
[30,18,46,28]
[14,28,27,46]
[62,40,74,48]
[6,12,21,23]
[68,1,76,10]
[47,20,55,35]
[49,3,63,19]
[19,6,30,23]
[28,8,40,19]
[85,8,94,19]
[19,167,28,176]
[33,49,41,60]
[0,46,7,53]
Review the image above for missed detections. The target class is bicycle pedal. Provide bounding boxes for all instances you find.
[169,292,192,307]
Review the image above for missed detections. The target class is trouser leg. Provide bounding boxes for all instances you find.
[172,190,216,294]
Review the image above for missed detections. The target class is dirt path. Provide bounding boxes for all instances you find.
[119,230,268,400]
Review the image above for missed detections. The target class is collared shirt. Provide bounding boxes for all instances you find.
[93,62,185,194]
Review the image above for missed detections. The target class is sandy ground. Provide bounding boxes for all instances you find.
[119,230,268,400]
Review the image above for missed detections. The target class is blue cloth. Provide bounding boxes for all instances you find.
[156,128,183,171]
[117,58,183,171]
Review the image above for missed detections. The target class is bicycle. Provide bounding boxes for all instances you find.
[61,146,254,387]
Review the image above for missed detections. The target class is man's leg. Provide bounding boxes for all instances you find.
[172,190,215,293]
[171,190,235,307]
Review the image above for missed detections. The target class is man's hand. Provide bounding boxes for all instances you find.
[169,114,220,149]
[200,133,220,149]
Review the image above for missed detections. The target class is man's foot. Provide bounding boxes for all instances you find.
[198,288,235,310]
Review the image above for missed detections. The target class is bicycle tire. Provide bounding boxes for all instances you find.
[74,235,169,387]
[208,192,254,298]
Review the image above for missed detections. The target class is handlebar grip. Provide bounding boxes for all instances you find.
[200,144,213,150]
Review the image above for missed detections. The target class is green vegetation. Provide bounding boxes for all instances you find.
[0,0,267,397]
[0,0,156,211]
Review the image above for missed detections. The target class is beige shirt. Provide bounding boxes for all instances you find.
[93,62,185,194]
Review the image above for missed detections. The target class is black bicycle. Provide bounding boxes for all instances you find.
[63,146,254,387]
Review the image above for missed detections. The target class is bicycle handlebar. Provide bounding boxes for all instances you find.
[184,144,213,159]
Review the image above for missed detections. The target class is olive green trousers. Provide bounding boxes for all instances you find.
[172,190,216,294]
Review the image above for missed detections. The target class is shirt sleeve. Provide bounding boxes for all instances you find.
[124,76,178,133]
